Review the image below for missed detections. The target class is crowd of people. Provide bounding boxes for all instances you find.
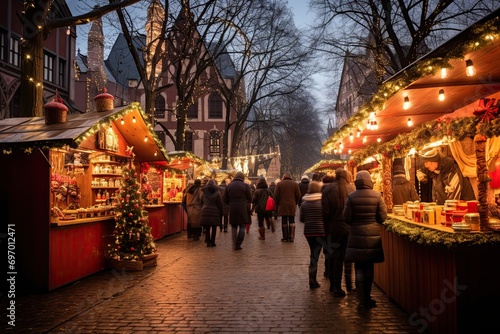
[179,146,476,309]
[180,167,387,308]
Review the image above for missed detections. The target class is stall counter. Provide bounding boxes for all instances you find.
[164,201,187,235]
[375,214,500,334]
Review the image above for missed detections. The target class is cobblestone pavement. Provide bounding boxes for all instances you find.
[2,217,424,334]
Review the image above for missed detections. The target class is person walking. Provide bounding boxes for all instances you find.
[274,172,301,242]
[251,178,275,240]
[298,175,310,207]
[300,181,326,289]
[343,170,387,307]
[223,172,252,250]
[392,164,420,205]
[322,168,355,297]
[320,173,337,278]
[182,179,203,241]
[218,179,230,232]
[200,179,223,247]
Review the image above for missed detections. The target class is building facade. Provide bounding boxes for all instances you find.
[0,0,77,119]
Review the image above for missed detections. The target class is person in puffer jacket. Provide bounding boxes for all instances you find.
[343,170,387,308]
[300,181,326,289]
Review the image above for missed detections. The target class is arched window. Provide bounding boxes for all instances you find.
[208,92,223,119]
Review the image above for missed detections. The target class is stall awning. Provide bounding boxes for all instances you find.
[166,151,206,170]
[322,9,500,155]
[0,103,168,162]
[305,159,347,174]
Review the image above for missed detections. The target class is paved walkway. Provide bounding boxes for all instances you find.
[2,217,424,333]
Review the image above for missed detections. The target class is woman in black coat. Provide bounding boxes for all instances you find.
[343,170,387,307]
[200,179,223,247]
[223,172,252,250]
[251,178,275,240]
[322,168,356,297]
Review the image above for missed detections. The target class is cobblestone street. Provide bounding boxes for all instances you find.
[3,218,423,333]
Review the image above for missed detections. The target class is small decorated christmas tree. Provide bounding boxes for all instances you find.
[107,147,157,264]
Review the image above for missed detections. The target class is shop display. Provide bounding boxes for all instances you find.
[163,170,186,202]
[50,150,131,224]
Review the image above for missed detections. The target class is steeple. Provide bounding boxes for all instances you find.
[146,0,165,78]
[87,15,108,111]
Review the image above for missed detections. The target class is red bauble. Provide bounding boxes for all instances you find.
[130,247,135,251]
[129,213,133,217]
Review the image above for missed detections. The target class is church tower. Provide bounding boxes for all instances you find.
[86,15,107,112]
[146,0,165,79]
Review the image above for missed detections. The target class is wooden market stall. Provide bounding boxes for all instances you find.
[0,103,168,292]
[161,151,206,234]
[320,9,500,334]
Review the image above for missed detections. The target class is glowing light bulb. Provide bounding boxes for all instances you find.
[132,116,136,123]
[121,118,124,125]
[465,59,476,76]
[438,89,445,101]
[403,96,411,110]
[407,118,413,127]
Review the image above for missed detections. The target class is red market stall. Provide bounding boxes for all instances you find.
[0,103,168,292]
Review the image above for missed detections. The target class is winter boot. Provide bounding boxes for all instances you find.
[235,239,243,250]
[345,262,354,292]
[309,266,320,289]
[281,223,289,242]
[270,218,275,233]
[289,223,296,242]
[258,227,265,240]
[332,280,346,297]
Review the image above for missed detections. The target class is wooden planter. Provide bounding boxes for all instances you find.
[108,253,158,271]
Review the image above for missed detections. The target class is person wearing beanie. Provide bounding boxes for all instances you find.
[322,168,356,297]
[223,172,252,250]
[274,171,301,242]
[300,181,326,289]
[417,148,476,205]
[298,174,310,207]
[182,179,203,241]
[343,170,387,308]
[392,164,420,205]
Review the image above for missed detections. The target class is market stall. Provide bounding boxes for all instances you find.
[0,103,168,291]
[320,9,500,334]
[162,151,206,234]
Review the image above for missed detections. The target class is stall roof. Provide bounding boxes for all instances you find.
[166,151,206,170]
[0,103,168,162]
[305,159,346,174]
[322,9,500,155]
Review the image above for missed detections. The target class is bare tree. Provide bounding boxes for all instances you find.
[18,0,140,117]
[309,0,498,85]
[216,0,312,168]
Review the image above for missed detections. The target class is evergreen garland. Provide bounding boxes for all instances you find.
[107,161,157,261]
[384,218,500,248]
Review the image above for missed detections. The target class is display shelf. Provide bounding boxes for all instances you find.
[92,160,121,164]
[51,216,115,227]
[92,173,122,176]
[91,187,119,189]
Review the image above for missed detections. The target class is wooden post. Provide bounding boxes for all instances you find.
[382,155,393,213]
[474,134,490,231]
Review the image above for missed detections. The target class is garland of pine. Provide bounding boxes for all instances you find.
[384,218,500,248]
